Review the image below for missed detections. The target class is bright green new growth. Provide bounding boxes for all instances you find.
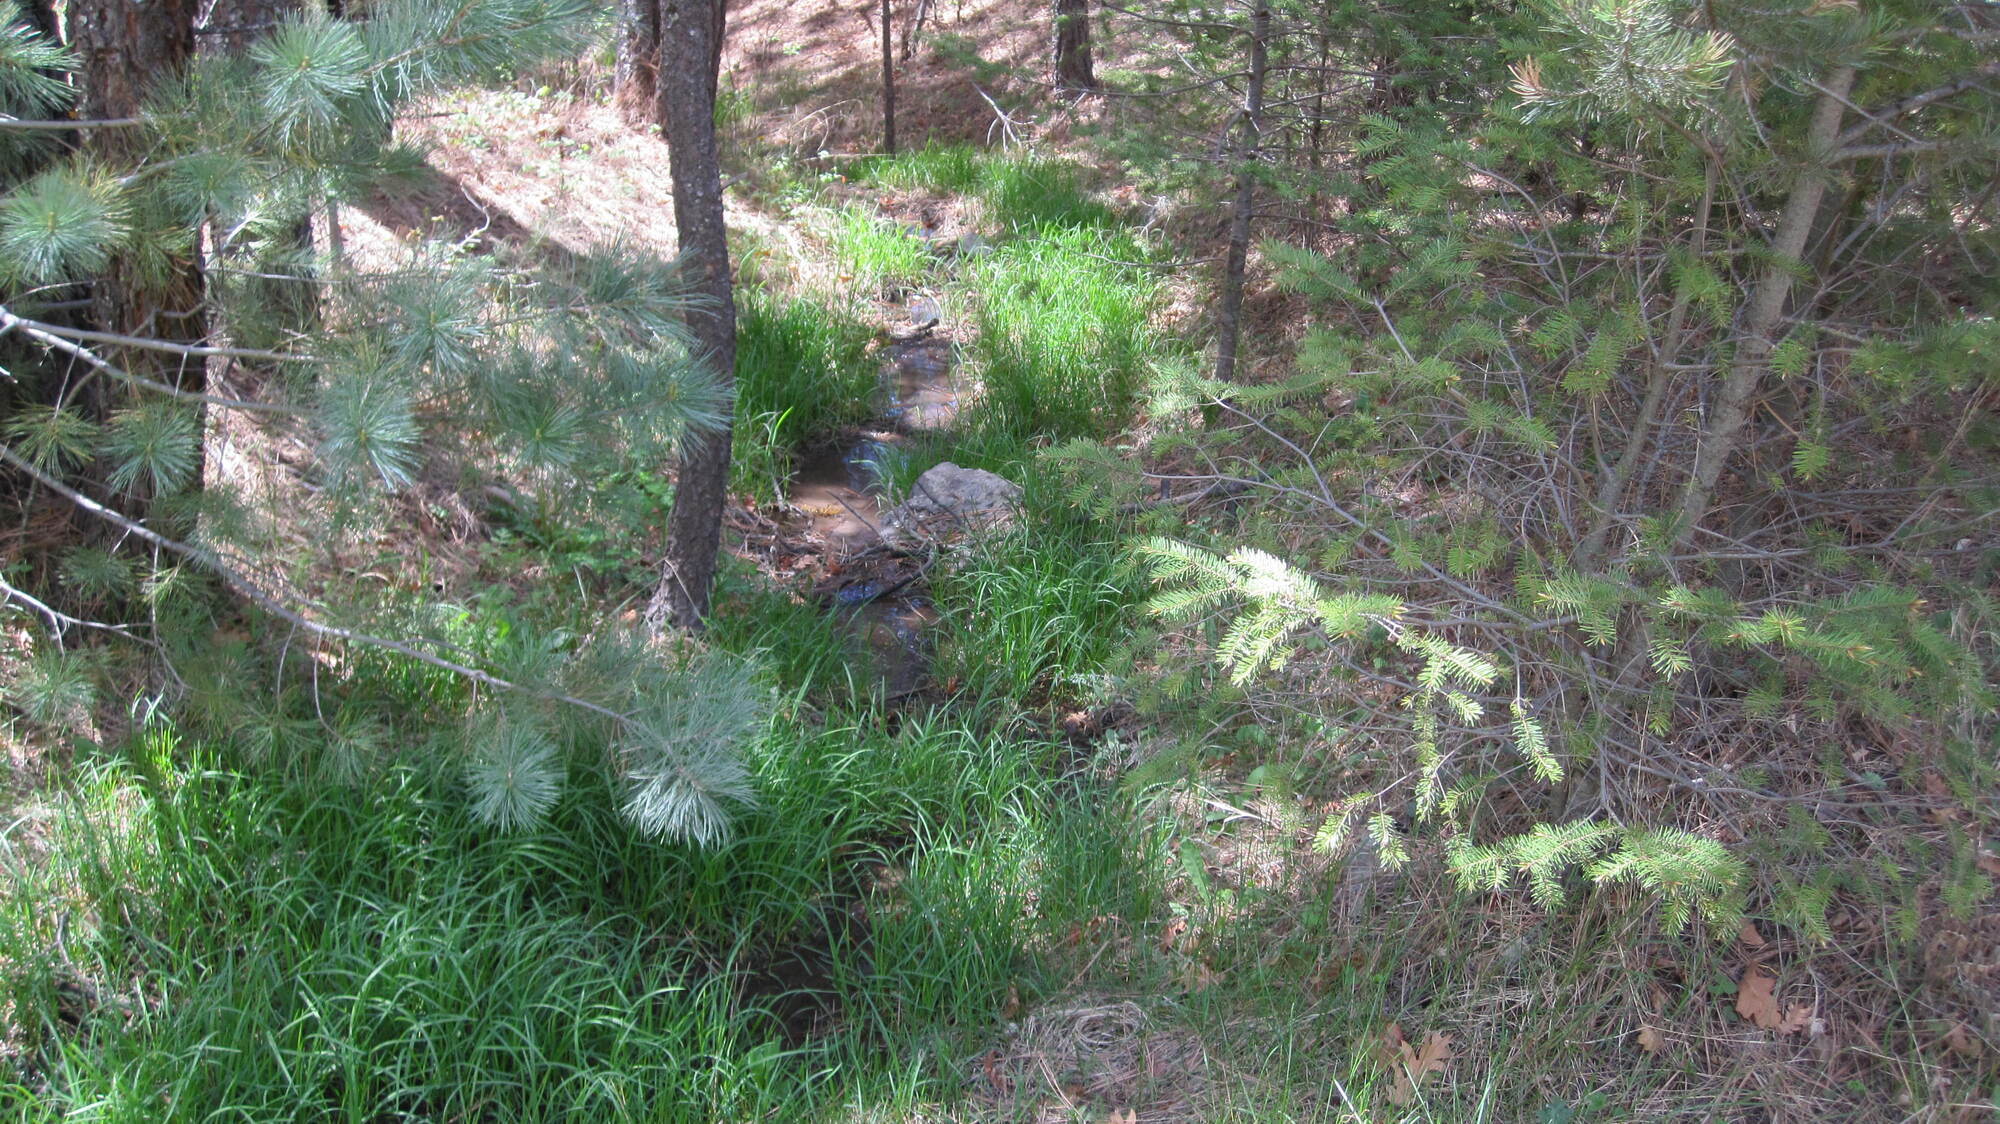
[1127,539,1752,926]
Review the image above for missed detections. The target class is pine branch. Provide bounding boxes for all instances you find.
[0,307,305,414]
[1,438,751,841]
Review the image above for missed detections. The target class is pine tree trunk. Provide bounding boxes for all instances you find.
[67,0,208,506]
[879,0,896,154]
[615,0,660,127]
[1052,0,1093,96]
[201,0,293,54]
[1211,0,1268,386]
[649,0,735,632]
[1672,66,1854,549]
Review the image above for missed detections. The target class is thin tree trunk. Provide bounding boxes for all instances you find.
[615,0,661,127]
[649,0,735,632]
[1577,160,1715,568]
[1211,0,1269,386]
[900,0,931,61]
[1672,66,1854,548]
[1052,0,1093,96]
[880,0,896,154]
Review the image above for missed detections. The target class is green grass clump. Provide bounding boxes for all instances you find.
[734,289,877,446]
[856,144,1118,233]
[831,205,934,294]
[732,289,878,498]
[931,517,1140,708]
[855,143,985,196]
[965,227,1162,443]
[0,686,1153,1119]
[977,156,1118,232]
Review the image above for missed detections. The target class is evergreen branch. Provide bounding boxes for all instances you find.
[1832,60,2000,148]
[1832,141,1945,162]
[0,571,146,641]
[0,115,141,130]
[0,306,312,366]
[0,308,304,415]
[0,439,747,841]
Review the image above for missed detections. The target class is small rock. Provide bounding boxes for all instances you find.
[953,232,993,258]
[881,462,1021,548]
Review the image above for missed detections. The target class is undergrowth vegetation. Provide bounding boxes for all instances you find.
[963,227,1161,444]
[2,0,1994,1118]
[931,515,1139,710]
[0,596,1154,1117]
[731,289,879,499]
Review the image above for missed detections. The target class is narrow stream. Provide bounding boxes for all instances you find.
[787,294,965,700]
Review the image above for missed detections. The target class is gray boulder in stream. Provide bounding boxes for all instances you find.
[881,462,1022,548]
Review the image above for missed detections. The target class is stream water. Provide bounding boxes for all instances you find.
[786,296,965,699]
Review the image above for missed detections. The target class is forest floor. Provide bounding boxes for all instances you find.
[1,3,1992,1121]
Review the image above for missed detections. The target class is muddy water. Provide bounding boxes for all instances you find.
[789,295,963,699]
[789,440,891,556]
[884,335,958,431]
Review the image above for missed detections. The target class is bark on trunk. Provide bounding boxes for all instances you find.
[649,0,735,632]
[1672,66,1854,548]
[199,0,292,54]
[615,0,660,127]
[67,0,208,505]
[1052,0,1093,96]
[68,0,199,128]
[1211,0,1269,387]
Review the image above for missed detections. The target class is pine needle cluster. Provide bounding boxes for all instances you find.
[0,2,766,844]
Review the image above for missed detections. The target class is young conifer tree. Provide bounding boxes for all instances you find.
[1093,0,1997,927]
[0,0,765,844]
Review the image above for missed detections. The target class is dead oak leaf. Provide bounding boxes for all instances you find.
[1636,1025,1667,1054]
[1943,1022,1983,1057]
[1778,1003,1813,1036]
[1380,1025,1454,1106]
[1001,981,1023,1021]
[1735,966,1783,1030]
[1179,959,1219,992]
[1737,920,1768,950]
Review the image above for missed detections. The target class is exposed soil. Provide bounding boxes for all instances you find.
[725,0,1061,155]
